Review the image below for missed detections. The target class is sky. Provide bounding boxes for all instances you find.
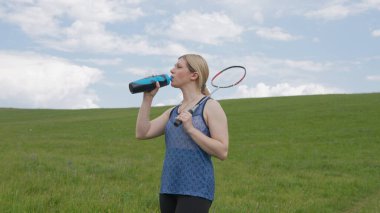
[0,0,379,109]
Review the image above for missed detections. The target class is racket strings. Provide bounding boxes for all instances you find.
[211,66,246,88]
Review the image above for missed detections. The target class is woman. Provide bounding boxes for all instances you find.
[135,54,229,213]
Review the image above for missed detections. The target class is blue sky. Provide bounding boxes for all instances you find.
[0,0,379,109]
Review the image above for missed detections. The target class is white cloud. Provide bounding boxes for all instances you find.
[75,58,123,66]
[312,37,320,43]
[366,75,380,81]
[231,55,334,78]
[358,0,380,11]
[210,0,266,23]
[148,10,244,45]
[0,52,102,109]
[282,59,331,72]
[305,4,351,20]
[8,0,143,24]
[255,27,300,41]
[40,21,188,55]
[212,0,379,22]
[0,0,188,56]
[235,83,342,98]
[372,29,380,37]
[124,67,161,77]
[194,0,380,23]
[3,0,144,37]
[305,1,380,21]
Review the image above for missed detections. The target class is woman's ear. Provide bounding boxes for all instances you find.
[190,72,199,81]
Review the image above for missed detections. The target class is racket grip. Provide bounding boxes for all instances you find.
[174,109,194,127]
[174,119,182,127]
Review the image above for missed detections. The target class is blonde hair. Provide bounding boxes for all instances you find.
[179,54,211,96]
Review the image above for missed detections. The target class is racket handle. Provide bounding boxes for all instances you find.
[174,109,194,127]
[173,96,208,127]
[173,119,182,127]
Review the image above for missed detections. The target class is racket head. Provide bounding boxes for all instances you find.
[211,66,246,88]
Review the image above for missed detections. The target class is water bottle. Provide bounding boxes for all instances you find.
[129,74,171,94]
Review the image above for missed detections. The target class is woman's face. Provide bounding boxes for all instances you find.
[170,58,193,88]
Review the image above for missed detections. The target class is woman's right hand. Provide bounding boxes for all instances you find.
[143,81,160,99]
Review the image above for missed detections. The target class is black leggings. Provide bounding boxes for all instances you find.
[159,194,212,213]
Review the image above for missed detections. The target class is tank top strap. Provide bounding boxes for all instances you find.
[169,105,180,118]
[192,96,211,116]
[170,96,211,117]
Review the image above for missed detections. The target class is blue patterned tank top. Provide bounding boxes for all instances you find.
[160,96,214,201]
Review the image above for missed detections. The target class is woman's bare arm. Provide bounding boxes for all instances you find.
[179,99,229,160]
[135,83,172,140]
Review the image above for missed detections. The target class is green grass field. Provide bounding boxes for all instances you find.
[1,93,379,212]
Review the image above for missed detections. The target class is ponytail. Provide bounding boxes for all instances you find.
[201,84,211,96]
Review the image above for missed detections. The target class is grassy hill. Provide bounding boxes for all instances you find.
[1,93,379,212]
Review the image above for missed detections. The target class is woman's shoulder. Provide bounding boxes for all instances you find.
[205,97,221,108]
[163,105,177,118]
[203,98,227,127]
[204,98,225,115]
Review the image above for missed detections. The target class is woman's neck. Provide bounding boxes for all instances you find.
[181,89,202,103]
[178,89,203,113]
